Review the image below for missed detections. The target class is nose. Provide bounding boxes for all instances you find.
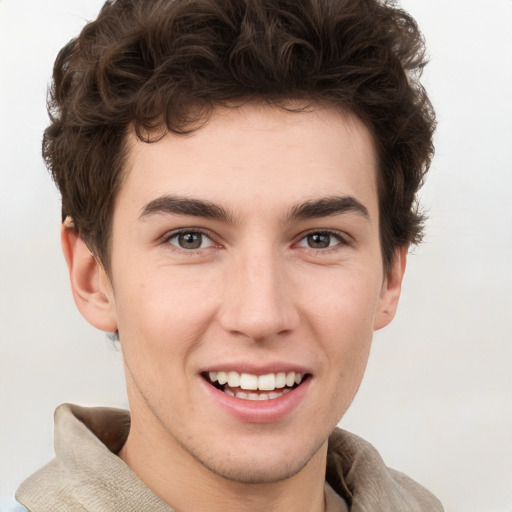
[218,248,299,341]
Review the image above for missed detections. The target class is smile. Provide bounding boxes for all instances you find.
[204,371,306,401]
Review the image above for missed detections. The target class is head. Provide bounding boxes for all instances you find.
[45,0,435,275]
[49,0,435,492]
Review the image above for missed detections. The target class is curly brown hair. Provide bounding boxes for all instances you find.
[44,0,435,273]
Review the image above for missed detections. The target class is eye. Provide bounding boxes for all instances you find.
[297,231,345,250]
[167,230,215,250]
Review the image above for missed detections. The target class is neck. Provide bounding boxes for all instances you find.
[119,412,340,512]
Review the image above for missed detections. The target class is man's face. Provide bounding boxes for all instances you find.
[98,104,402,483]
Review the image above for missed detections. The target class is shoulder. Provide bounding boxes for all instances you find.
[15,404,172,512]
[15,458,84,512]
[326,428,444,512]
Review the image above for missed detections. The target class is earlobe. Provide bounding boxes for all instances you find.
[61,222,118,333]
[373,246,407,331]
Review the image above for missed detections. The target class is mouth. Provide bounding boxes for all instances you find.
[202,371,309,401]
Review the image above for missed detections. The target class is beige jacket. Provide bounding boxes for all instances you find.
[17,404,443,511]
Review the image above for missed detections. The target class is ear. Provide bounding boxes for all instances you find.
[373,246,407,331]
[61,223,118,333]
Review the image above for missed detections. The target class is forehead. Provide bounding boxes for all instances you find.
[119,103,379,219]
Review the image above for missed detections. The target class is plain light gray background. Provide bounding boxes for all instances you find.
[1,1,511,511]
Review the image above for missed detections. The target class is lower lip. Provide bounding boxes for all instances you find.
[200,377,311,424]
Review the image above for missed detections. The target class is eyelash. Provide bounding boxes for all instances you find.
[162,228,350,254]
[295,229,350,252]
[164,228,216,252]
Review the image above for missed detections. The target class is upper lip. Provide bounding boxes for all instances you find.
[199,362,312,376]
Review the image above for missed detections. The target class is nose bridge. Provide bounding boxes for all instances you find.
[219,241,298,340]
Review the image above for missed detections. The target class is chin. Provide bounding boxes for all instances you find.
[187,435,328,485]
[198,456,309,485]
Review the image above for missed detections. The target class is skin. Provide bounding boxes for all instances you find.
[63,103,406,512]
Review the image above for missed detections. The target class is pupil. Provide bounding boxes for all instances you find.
[179,232,202,249]
[308,233,330,249]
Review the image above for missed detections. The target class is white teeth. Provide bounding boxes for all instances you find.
[239,373,258,390]
[227,371,240,387]
[275,372,286,389]
[258,373,275,391]
[207,370,305,393]
[235,389,289,400]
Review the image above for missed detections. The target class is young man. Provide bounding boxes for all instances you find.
[16,0,442,510]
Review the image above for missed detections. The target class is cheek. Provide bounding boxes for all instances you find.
[112,267,218,367]
[300,269,379,376]
[302,268,381,333]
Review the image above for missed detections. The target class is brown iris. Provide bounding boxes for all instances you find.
[306,233,332,249]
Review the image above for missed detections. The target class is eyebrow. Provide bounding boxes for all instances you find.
[288,196,369,221]
[139,196,234,223]
[139,194,369,224]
